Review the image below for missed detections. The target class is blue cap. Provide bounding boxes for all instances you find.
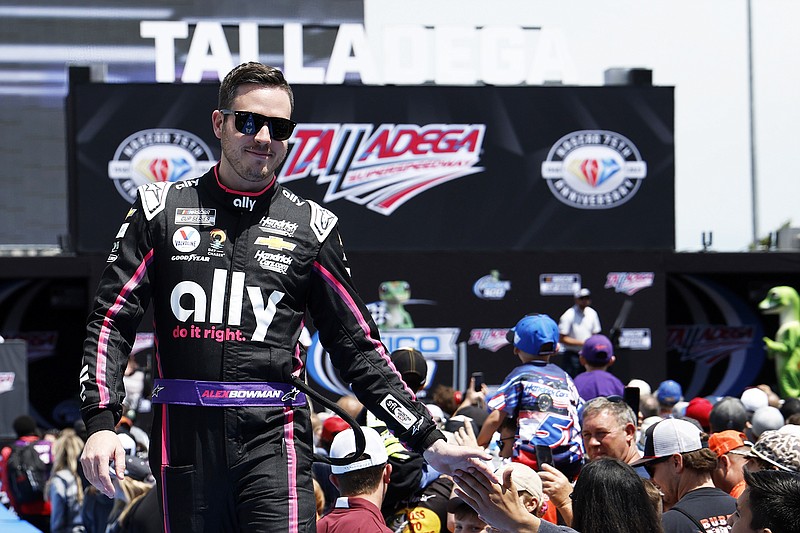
[657,379,683,406]
[508,314,559,355]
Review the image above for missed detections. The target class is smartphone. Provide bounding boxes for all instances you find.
[535,444,554,470]
[623,386,641,416]
[472,371,484,392]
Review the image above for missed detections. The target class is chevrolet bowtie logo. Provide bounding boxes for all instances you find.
[254,236,297,251]
[281,388,301,402]
[151,384,165,398]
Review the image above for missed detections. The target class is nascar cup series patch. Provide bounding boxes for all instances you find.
[541,130,647,209]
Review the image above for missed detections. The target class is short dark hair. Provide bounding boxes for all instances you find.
[334,461,386,497]
[744,468,800,533]
[218,62,294,113]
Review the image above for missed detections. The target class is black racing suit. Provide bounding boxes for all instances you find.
[80,167,444,532]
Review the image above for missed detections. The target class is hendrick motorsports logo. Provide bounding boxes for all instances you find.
[541,130,647,209]
[278,123,486,215]
[108,129,217,203]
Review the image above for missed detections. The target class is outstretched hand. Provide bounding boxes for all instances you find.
[423,439,496,480]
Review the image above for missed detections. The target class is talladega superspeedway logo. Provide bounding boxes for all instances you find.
[277,123,486,215]
[108,129,217,203]
[541,130,647,209]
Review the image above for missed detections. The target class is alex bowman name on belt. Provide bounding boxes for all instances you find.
[151,379,306,407]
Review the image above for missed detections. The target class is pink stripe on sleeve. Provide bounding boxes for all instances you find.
[312,261,415,398]
[96,249,154,406]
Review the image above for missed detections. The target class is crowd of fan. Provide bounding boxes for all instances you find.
[0,415,156,533]
[3,315,800,532]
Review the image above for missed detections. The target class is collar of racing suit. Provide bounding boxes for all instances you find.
[208,163,278,212]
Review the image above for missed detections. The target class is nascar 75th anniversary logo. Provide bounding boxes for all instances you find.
[277,123,486,215]
[541,130,648,209]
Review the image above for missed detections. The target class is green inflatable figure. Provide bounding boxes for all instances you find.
[759,286,800,398]
[378,281,414,330]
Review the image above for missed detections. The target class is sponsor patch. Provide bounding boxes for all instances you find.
[258,217,298,237]
[173,226,201,253]
[233,196,256,211]
[379,394,417,430]
[254,235,297,251]
[208,229,226,257]
[308,200,338,243]
[139,181,172,221]
[171,254,210,262]
[254,250,293,274]
[541,130,647,209]
[281,189,305,206]
[115,223,130,239]
[175,208,216,226]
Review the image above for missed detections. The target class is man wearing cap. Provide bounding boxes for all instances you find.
[744,429,800,474]
[709,397,750,433]
[572,334,624,401]
[317,426,393,533]
[655,380,684,417]
[708,430,751,498]
[558,288,602,377]
[477,314,584,479]
[633,418,735,532]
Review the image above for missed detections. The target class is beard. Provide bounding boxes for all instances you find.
[220,134,287,186]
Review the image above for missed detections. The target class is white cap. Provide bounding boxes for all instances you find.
[497,462,543,501]
[329,426,388,475]
[627,379,652,397]
[741,388,769,412]
[575,288,591,298]
[633,418,703,466]
[750,406,785,438]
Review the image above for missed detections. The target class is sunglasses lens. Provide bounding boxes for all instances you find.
[234,112,265,135]
[232,112,294,140]
[269,118,294,140]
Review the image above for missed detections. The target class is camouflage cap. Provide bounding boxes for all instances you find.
[747,429,800,473]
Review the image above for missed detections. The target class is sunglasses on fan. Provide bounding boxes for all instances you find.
[219,109,296,141]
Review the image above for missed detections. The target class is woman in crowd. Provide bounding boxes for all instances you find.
[570,457,664,533]
[47,428,86,533]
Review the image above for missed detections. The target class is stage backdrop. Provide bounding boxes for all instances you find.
[68,83,674,254]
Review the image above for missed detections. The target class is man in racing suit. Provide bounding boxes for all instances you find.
[79,62,486,532]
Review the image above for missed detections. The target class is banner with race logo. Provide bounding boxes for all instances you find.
[68,83,673,253]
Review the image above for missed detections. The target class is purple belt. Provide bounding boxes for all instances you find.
[151,379,307,407]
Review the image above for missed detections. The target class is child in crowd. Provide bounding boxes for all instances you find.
[572,334,624,401]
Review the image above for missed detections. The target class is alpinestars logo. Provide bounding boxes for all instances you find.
[278,123,486,215]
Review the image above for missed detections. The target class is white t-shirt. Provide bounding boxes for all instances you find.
[558,305,601,348]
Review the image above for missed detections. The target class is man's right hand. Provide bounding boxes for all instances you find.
[80,430,126,498]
